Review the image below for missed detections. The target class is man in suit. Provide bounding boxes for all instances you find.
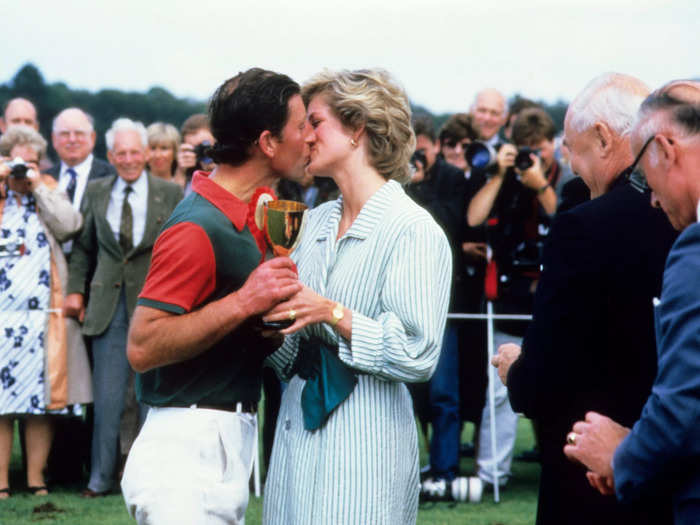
[47,108,115,222]
[45,107,116,486]
[64,118,183,497]
[491,73,677,524]
[564,79,700,525]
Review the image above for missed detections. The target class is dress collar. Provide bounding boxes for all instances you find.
[315,180,402,242]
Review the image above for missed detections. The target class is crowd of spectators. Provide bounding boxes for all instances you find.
[0,70,696,525]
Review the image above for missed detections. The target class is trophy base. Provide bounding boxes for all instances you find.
[261,319,294,330]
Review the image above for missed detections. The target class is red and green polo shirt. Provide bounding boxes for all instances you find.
[135,172,268,407]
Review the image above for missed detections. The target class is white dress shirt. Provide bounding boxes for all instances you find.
[57,154,94,210]
[106,171,149,250]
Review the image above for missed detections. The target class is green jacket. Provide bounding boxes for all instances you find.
[67,172,183,337]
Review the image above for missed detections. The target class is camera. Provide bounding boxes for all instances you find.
[193,140,213,167]
[514,146,540,171]
[5,157,29,180]
[465,141,540,172]
[410,150,427,170]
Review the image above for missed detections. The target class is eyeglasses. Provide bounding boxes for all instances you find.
[622,135,654,193]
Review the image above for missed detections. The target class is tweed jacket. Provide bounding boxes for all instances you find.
[67,172,183,337]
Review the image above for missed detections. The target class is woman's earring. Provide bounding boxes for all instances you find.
[350,138,357,147]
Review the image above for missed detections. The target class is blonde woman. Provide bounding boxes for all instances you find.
[262,69,451,524]
[146,122,180,180]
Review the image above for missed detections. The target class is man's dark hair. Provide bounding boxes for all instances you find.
[507,97,541,125]
[207,68,300,166]
[512,107,556,146]
[439,113,479,145]
[412,115,436,142]
[180,113,209,138]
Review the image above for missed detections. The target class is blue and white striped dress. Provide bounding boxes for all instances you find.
[0,192,51,415]
[264,180,451,525]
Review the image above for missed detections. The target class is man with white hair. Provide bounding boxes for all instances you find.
[64,118,183,497]
[491,73,676,524]
[564,79,700,525]
[0,97,39,133]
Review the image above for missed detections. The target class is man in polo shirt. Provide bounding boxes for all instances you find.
[121,68,312,524]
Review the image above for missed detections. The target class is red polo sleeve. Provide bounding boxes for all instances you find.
[138,222,216,314]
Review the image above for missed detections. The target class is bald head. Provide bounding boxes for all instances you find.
[470,88,507,141]
[52,108,96,167]
[1,98,38,133]
[563,73,650,198]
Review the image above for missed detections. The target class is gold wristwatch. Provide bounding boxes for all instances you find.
[330,303,344,327]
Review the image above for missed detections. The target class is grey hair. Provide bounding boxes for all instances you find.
[52,107,95,133]
[105,118,148,150]
[568,73,649,137]
[0,125,47,160]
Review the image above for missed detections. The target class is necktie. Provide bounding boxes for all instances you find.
[119,185,134,254]
[66,168,77,204]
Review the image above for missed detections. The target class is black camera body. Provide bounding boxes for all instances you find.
[193,140,213,166]
[410,150,428,170]
[465,141,540,173]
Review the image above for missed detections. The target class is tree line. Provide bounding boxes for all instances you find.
[1,63,569,162]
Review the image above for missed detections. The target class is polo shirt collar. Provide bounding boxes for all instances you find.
[191,172,248,231]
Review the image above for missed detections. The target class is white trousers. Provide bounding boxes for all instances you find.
[476,330,521,485]
[121,406,257,525]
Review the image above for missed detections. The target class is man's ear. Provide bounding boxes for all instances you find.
[257,130,277,159]
[655,134,677,169]
[593,122,614,158]
[107,150,115,166]
[0,117,5,134]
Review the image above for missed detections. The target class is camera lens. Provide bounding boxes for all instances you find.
[465,142,497,170]
[515,147,539,171]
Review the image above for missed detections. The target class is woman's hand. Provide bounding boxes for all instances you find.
[262,285,335,335]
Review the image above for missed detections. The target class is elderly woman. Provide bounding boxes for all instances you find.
[262,70,451,524]
[0,126,89,498]
[146,122,180,180]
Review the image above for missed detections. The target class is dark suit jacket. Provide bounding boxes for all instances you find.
[67,173,183,337]
[507,178,677,524]
[46,157,115,204]
[613,222,700,525]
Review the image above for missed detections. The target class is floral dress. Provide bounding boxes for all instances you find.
[0,191,52,415]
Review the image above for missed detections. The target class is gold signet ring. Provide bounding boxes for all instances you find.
[566,432,577,446]
[288,309,296,321]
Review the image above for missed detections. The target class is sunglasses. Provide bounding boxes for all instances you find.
[622,135,654,193]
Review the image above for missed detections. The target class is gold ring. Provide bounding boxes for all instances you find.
[566,432,577,446]
[288,309,296,321]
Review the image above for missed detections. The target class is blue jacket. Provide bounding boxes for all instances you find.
[613,222,700,525]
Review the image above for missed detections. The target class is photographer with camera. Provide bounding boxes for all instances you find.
[405,117,471,499]
[466,107,558,490]
[0,126,87,499]
[173,114,215,194]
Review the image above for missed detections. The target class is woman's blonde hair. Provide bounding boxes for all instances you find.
[302,69,415,183]
[147,122,180,151]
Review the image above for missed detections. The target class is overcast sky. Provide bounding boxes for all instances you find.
[3,0,698,114]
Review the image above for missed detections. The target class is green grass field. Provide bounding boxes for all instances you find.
[2,419,539,524]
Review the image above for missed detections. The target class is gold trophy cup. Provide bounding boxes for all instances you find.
[261,199,308,328]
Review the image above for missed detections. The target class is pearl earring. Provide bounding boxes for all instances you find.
[350,138,357,147]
